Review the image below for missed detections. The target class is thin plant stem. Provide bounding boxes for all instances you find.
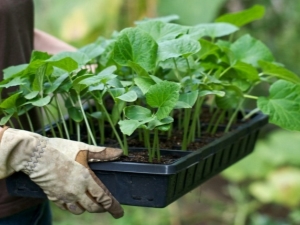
[206,108,220,134]
[77,94,97,146]
[76,122,80,142]
[144,129,152,163]
[211,110,226,135]
[243,108,260,121]
[44,107,56,138]
[25,111,34,132]
[181,108,192,150]
[54,95,70,139]
[36,108,46,136]
[188,97,204,143]
[16,116,24,130]
[225,101,243,133]
[154,129,160,162]
[99,103,126,154]
[45,106,63,138]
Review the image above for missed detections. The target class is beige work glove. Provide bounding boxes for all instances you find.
[0,127,124,218]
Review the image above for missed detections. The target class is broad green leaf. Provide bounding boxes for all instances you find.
[49,51,89,67]
[48,57,78,72]
[113,28,158,71]
[0,92,21,109]
[124,105,152,121]
[24,91,39,100]
[216,5,265,27]
[3,64,27,80]
[128,61,149,77]
[0,114,13,126]
[0,77,26,88]
[198,39,220,59]
[258,80,300,131]
[32,64,47,92]
[215,86,243,109]
[193,22,239,38]
[30,95,52,107]
[88,111,103,120]
[109,88,125,99]
[30,51,51,62]
[174,91,198,109]
[147,116,174,130]
[73,74,94,94]
[146,81,180,120]
[259,61,300,84]
[79,43,105,60]
[45,73,69,94]
[158,36,201,61]
[118,120,142,136]
[230,34,274,67]
[135,15,179,24]
[232,61,260,81]
[134,77,155,94]
[68,106,83,123]
[117,90,138,102]
[136,21,188,42]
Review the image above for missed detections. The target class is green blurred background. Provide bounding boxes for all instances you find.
[33,0,300,224]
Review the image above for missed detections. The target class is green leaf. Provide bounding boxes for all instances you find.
[68,106,83,123]
[88,111,103,120]
[0,92,21,109]
[3,64,28,80]
[0,114,13,126]
[109,88,125,99]
[73,74,94,94]
[124,105,152,121]
[79,42,105,60]
[146,81,180,120]
[216,5,265,27]
[49,51,89,67]
[230,34,274,67]
[117,90,138,102]
[174,90,198,109]
[118,120,142,136]
[198,90,225,97]
[198,39,220,59]
[135,15,179,24]
[30,51,52,62]
[134,77,156,94]
[137,20,188,42]
[193,22,239,38]
[233,61,260,81]
[258,80,300,131]
[147,116,174,130]
[113,28,158,71]
[24,91,39,100]
[215,86,243,109]
[30,95,52,107]
[158,36,201,61]
[0,77,26,88]
[128,61,149,77]
[45,73,69,94]
[259,61,300,84]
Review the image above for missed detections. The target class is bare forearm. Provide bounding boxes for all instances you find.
[34,29,76,54]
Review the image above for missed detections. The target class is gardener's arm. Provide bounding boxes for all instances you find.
[34,29,76,54]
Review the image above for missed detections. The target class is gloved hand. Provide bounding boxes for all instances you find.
[0,127,124,218]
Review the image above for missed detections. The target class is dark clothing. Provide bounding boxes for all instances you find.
[0,0,46,218]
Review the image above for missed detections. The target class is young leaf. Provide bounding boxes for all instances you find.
[0,92,21,109]
[146,81,180,120]
[158,36,201,62]
[113,28,158,71]
[49,51,89,67]
[117,90,138,102]
[68,106,83,123]
[0,114,13,126]
[3,64,27,80]
[136,20,188,42]
[124,105,152,121]
[230,34,274,67]
[30,95,52,107]
[232,61,260,81]
[174,90,198,109]
[24,91,39,100]
[259,61,300,84]
[193,23,239,38]
[79,42,105,60]
[118,120,142,136]
[134,77,156,94]
[147,116,174,130]
[135,15,180,24]
[0,77,26,88]
[258,80,300,131]
[215,85,243,109]
[216,5,265,27]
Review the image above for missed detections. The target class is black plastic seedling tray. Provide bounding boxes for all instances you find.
[6,113,268,207]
